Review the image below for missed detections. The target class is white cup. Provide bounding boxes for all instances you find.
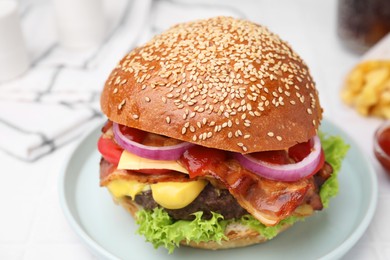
[0,1,29,82]
[52,0,106,49]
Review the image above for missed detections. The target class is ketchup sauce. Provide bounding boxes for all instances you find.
[180,146,227,178]
[377,128,390,155]
[250,150,291,164]
[118,124,147,143]
[374,122,390,173]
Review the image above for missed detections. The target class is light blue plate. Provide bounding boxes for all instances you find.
[59,118,378,260]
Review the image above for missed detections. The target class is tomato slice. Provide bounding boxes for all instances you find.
[98,135,173,174]
[97,136,123,165]
[101,120,113,133]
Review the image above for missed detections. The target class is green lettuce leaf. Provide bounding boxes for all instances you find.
[136,208,228,253]
[135,133,349,252]
[319,132,350,208]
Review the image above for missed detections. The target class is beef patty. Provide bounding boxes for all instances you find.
[131,184,248,221]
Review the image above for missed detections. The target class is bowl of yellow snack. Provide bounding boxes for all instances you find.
[341,34,390,118]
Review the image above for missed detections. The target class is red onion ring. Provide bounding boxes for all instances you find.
[113,123,195,160]
[234,136,323,182]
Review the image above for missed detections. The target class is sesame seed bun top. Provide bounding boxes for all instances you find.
[100,16,322,153]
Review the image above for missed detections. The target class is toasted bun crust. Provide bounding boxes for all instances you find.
[101,16,322,153]
[114,196,291,250]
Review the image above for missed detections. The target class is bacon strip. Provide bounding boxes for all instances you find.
[203,159,317,226]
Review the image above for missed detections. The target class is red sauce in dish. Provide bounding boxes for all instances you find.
[377,127,390,156]
[374,124,390,173]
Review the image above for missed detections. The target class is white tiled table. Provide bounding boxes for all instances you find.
[1,0,389,259]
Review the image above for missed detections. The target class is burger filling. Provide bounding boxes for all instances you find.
[100,121,334,224]
[99,120,349,252]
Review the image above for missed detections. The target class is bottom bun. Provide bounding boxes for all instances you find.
[112,195,292,250]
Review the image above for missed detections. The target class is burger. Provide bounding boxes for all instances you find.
[97,17,349,253]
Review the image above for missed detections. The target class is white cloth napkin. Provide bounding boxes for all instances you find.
[0,0,245,161]
[0,0,152,161]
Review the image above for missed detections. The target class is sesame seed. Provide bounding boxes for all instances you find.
[132,114,139,119]
[118,99,126,110]
[276,136,282,141]
[267,132,274,137]
[166,116,171,124]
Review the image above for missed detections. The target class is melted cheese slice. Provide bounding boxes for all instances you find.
[151,180,207,209]
[112,150,206,209]
[107,180,148,199]
[117,150,188,174]
[107,179,207,209]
